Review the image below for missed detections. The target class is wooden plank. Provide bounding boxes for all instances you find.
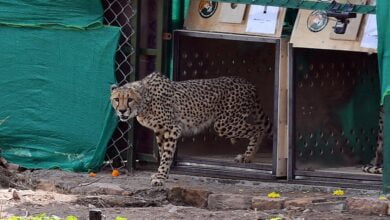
[218,3,246,23]
[329,0,366,41]
[276,38,289,177]
[290,8,376,53]
[184,0,286,38]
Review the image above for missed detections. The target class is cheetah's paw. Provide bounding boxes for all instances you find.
[234,154,252,163]
[151,177,165,187]
[234,154,244,163]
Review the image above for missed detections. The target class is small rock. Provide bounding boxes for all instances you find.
[303,208,311,213]
[8,163,20,172]
[168,205,178,213]
[121,191,133,196]
[0,157,7,167]
[347,197,388,216]
[168,187,211,208]
[12,190,20,200]
[88,204,96,209]
[208,193,252,210]
[251,196,286,210]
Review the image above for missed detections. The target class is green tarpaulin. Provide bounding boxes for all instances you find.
[377,0,390,193]
[0,1,119,172]
[378,0,390,103]
[0,0,103,29]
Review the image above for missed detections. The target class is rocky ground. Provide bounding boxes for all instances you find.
[0,166,389,220]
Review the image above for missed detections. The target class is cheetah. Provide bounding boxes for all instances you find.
[362,106,384,174]
[110,72,272,186]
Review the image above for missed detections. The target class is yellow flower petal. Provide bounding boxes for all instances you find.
[332,189,345,196]
[267,192,281,198]
[379,195,387,200]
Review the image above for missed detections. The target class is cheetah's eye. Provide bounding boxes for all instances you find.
[113,98,119,102]
[127,99,133,103]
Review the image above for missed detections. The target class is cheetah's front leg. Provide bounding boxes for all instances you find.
[151,127,181,186]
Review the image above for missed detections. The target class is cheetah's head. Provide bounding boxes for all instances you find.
[110,81,142,122]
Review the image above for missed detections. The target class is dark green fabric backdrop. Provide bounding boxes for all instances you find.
[0,1,119,172]
[0,0,103,28]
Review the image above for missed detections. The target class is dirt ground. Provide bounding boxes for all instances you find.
[0,168,388,220]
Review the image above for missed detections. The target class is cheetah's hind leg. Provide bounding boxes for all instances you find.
[234,133,264,163]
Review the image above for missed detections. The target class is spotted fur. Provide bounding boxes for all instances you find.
[362,106,383,174]
[111,72,272,186]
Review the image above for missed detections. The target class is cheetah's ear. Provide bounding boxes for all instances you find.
[129,88,142,102]
[122,81,142,89]
[110,84,118,91]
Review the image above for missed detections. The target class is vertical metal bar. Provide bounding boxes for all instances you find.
[287,44,295,181]
[169,0,185,78]
[172,31,181,81]
[127,0,140,172]
[150,0,168,162]
[272,40,281,176]
[155,0,165,72]
[163,0,172,76]
[172,30,182,165]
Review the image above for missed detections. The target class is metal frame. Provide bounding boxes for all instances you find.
[127,0,140,172]
[171,30,281,179]
[211,0,376,14]
[287,44,382,189]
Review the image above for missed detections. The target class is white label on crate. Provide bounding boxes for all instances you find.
[245,5,279,34]
[361,14,378,49]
